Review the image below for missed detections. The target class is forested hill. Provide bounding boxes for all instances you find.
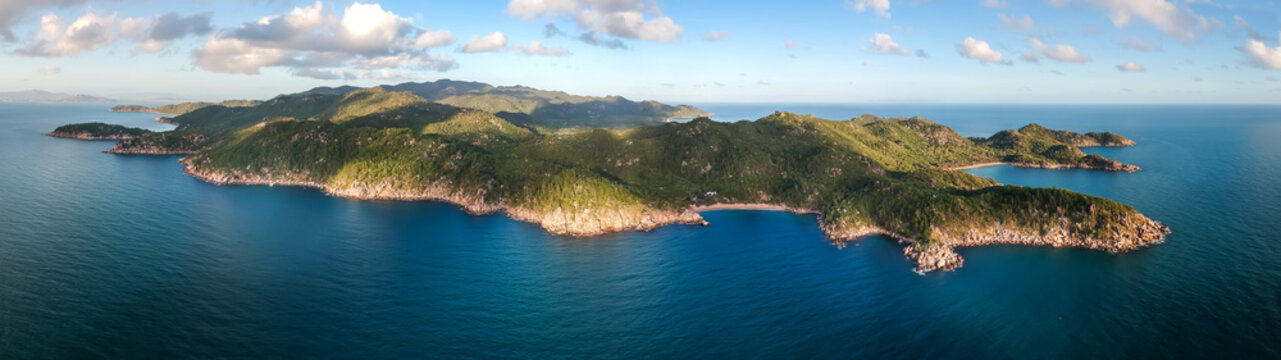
[296,79,710,129]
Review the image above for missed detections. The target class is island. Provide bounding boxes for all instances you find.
[52,81,1169,272]
[48,122,150,140]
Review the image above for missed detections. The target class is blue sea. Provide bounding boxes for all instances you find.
[1,103,1279,358]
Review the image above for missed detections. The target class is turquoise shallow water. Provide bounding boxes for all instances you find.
[1,103,1279,358]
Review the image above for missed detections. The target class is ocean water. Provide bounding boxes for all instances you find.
[1,103,1279,358]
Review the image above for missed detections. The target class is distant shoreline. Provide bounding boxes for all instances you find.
[946,162,1009,170]
[689,203,818,214]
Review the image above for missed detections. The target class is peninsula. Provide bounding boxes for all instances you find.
[53,81,1168,272]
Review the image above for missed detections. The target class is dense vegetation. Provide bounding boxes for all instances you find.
[299,79,708,129]
[49,122,150,139]
[111,100,261,115]
[86,87,1154,247]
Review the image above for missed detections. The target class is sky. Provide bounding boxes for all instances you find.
[0,0,1279,104]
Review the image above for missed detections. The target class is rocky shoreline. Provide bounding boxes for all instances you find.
[179,157,1168,273]
[948,161,1140,173]
[106,144,197,155]
[823,217,1168,273]
[179,157,709,237]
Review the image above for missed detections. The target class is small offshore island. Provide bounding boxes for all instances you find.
[55,79,1168,272]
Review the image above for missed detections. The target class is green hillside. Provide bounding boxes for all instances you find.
[298,79,710,129]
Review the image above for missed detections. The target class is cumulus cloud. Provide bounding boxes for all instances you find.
[998,13,1034,32]
[17,11,117,56]
[955,36,1008,64]
[193,37,290,74]
[119,12,213,54]
[41,65,60,75]
[192,2,457,78]
[506,0,683,44]
[0,0,84,41]
[17,9,213,56]
[1116,62,1146,72]
[1029,37,1092,63]
[1051,0,1221,40]
[701,30,731,41]
[415,30,454,47]
[511,39,568,56]
[846,0,891,18]
[869,33,907,55]
[1241,38,1281,70]
[462,32,508,53]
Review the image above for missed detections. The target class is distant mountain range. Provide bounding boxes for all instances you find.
[0,90,115,103]
[296,79,710,129]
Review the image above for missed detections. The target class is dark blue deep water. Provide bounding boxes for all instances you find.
[2,103,1280,358]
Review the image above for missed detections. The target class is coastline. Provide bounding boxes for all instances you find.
[689,203,818,214]
[178,156,1168,273]
[945,161,1140,172]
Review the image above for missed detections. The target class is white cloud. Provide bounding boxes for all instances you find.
[1241,39,1281,70]
[41,65,61,75]
[1052,0,1221,40]
[575,9,682,42]
[955,36,1007,64]
[998,14,1034,32]
[869,33,907,55]
[192,1,457,77]
[1030,37,1092,63]
[0,0,84,41]
[846,0,891,18]
[511,39,568,56]
[415,30,454,47]
[193,37,290,74]
[17,11,117,56]
[1116,62,1146,72]
[118,12,213,54]
[507,0,580,18]
[506,0,683,43]
[701,30,731,41]
[983,0,1008,8]
[462,32,508,53]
